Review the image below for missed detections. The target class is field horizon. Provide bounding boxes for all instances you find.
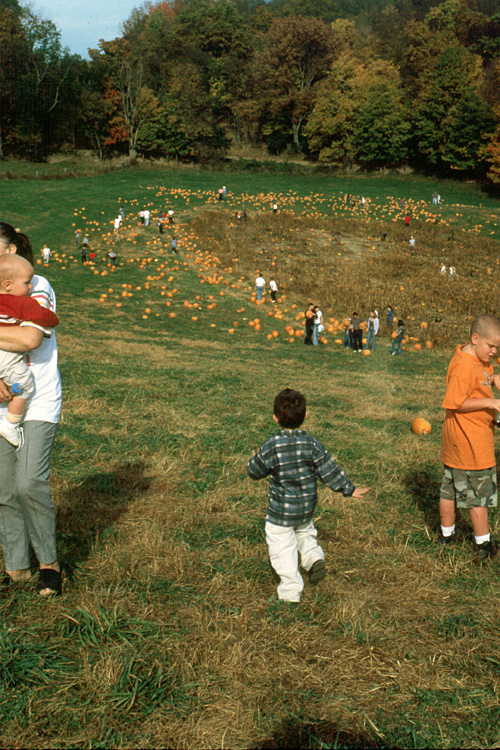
[1,166,500,749]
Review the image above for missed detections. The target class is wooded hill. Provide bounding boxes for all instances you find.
[2,0,500,181]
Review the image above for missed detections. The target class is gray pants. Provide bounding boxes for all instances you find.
[0,420,58,570]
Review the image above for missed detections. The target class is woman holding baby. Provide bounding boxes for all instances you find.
[0,222,62,595]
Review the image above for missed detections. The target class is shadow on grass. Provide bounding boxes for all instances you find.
[404,462,441,534]
[253,719,379,749]
[55,462,151,577]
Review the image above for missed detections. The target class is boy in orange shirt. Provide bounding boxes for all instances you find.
[440,314,500,558]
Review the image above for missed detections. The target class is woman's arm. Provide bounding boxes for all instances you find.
[0,326,44,353]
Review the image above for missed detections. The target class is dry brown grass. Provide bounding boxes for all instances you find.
[189,209,500,347]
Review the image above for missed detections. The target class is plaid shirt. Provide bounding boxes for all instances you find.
[247,429,355,527]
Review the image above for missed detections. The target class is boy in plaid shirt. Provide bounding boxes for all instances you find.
[247,388,369,602]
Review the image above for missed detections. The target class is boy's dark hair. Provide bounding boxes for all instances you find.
[398,319,404,326]
[274,388,306,429]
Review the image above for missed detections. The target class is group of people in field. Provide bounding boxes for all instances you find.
[249,314,500,603]
[342,308,405,356]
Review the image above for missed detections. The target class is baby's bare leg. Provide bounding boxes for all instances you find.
[7,395,27,418]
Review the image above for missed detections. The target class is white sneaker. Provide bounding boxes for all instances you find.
[0,420,24,448]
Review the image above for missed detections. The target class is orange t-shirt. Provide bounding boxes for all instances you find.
[441,344,496,470]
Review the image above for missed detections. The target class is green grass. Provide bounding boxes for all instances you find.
[1,166,500,748]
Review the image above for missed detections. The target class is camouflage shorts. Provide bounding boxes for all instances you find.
[440,466,497,508]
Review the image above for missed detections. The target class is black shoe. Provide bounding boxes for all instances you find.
[308,559,326,584]
[477,537,498,561]
[439,534,455,545]
[36,567,62,596]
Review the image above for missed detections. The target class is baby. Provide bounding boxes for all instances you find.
[0,255,59,446]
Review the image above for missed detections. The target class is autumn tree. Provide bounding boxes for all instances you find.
[94,39,161,161]
[411,46,495,173]
[306,53,409,168]
[252,15,333,151]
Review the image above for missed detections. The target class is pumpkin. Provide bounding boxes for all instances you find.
[411,418,431,435]
[362,349,371,356]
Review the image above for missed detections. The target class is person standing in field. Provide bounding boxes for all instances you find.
[365,311,379,352]
[391,319,405,356]
[255,273,265,302]
[42,245,51,265]
[304,303,315,345]
[114,216,121,242]
[0,222,63,595]
[350,312,362,352]
[269,278,278,304]
[439,314,500,559]
[343,316,352,348]
[386,306,394,333]
[312,306,323,346]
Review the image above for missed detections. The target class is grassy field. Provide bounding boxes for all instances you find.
[1,166,500,748]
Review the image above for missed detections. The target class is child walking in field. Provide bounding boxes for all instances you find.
[439,314,500,559]
[0,255,59,446]
[247,388,370,602]
[391,319,405,355]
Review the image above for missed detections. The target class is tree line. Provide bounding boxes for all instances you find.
[2,0,500,181]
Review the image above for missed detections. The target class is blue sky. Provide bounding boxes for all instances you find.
[33,0,142,58]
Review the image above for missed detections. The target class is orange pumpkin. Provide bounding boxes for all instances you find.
[362,349,371,356]
[411,418,431,436]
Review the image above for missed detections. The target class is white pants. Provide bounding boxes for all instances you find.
[265,519,325,602]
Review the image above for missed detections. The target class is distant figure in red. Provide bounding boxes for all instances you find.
[404,214,410,227]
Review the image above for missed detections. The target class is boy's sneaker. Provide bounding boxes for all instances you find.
[0,421,24,448]
[477,537,498,561]
[439,533,455,545]
[308,559,326,585]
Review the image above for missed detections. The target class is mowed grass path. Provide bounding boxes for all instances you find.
[1,168,500,748]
